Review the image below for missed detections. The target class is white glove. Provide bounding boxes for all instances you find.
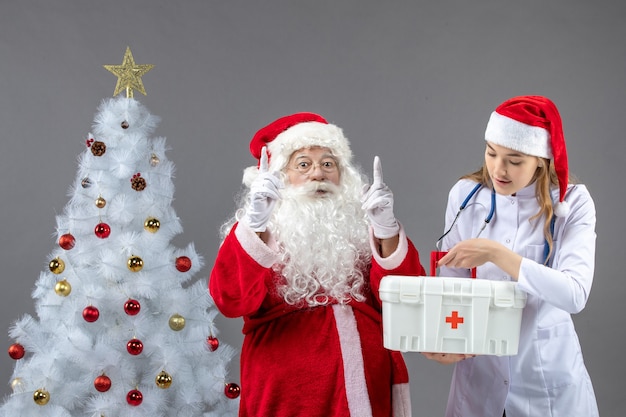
[243,146,283,232]
[361,156,400,239]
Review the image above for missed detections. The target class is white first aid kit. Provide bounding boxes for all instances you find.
[379,275,527,356]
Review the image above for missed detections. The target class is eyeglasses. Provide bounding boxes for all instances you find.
[289,158,339,175]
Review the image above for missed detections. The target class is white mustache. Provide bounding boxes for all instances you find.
[287,181,340,197]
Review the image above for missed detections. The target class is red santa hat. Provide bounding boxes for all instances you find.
[484,95,570,216]
[243,112,353,186]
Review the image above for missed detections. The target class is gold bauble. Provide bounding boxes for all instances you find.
[127,256,144,272]
[10,378,24,393]
[155,370,173,389]
[54,279,72,296]
[33,388,50,405]
[168,314,186,331]
[95,196,106,208]
[144,217,160,233]
[49,258,65,274]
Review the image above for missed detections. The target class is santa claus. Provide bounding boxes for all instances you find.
[209,112,425,417]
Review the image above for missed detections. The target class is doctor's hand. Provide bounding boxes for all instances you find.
[361,156,400,239]
[437,238,497,270]
[438,238,523,280]
[243,146,283,232]
[421,352,476,365]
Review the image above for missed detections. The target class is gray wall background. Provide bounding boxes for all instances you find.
[1,1,624,416]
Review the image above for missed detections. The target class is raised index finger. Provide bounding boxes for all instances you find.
[373,155,383,185]
[259,146,269,173]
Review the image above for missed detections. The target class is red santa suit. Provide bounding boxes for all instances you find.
[210,221,425,417]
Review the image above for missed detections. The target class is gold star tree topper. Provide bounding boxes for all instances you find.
[104,46,154,98]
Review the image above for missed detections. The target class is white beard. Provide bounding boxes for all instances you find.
[269,181,372,307]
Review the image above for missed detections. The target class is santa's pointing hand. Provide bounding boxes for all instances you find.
[244,146,284,232]
[361,156,400,239]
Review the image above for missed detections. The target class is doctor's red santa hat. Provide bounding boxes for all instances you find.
[242,112,353,186]
[484,95,570,217]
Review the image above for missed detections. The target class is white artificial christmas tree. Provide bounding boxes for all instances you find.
[0,48,239,417]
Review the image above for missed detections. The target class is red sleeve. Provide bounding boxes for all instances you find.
[209,223,274,318]
[369,238,425,305]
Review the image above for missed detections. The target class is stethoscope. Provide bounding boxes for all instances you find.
[436,183,494,247]
[436,183,555,265]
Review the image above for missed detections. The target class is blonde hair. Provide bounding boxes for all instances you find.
[461,159,571,264]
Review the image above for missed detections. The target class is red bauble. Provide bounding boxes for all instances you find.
[126,389,143,406]
[175,256,192,272]
[94,375,112,392]
[224,382,241,399]
[207,336,219,352]
[58,233,76,250]
[127,338,143,355]
[124,299,141,316]
[8,343,25,360]
[83,306,100,322]
[94,222,111,239]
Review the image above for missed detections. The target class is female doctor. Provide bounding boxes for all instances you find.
[423,96,599,417]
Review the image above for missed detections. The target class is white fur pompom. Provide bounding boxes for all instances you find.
[554,200,570,217]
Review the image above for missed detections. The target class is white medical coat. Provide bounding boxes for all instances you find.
[439,179,599,417]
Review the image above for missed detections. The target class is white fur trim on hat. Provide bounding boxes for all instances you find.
[266,121,353,173]
[485,111,552,159]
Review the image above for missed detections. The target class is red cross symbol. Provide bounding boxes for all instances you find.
[445,311,464,329]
